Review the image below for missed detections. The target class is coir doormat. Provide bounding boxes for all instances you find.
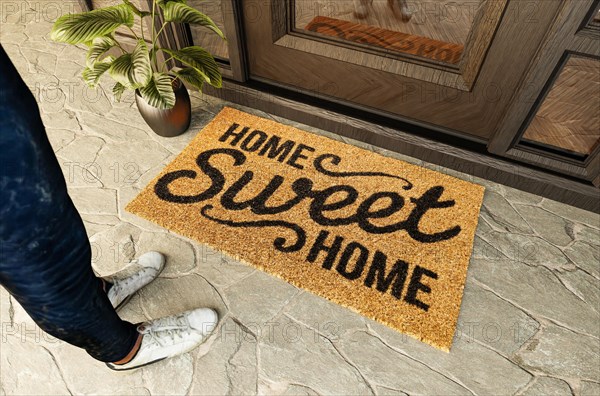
[127,107,484,351]
[305,16,464,65]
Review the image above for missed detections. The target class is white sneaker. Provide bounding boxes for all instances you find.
[106,308,219,371]
[105,251,165,310]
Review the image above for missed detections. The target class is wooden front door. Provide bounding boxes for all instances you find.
[243,0,563,141]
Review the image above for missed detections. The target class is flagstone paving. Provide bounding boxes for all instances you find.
[1,2,599,395]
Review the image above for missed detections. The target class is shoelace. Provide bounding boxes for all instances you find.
[110,264,155,298]
[138,315,193,349]
[147,313,191,331]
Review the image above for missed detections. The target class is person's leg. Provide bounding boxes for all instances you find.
[1,44,219,370]
[0,45,139,362]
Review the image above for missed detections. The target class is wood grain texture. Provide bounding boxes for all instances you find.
[522,56,600,156]
[305,16,464,64]
[221,0,247,81]
[275,0,508,91]
[274,30,468,90]
[458,0,506,87]
[294,0,482,46]
[488,0,599,182]
[245,0,562,139]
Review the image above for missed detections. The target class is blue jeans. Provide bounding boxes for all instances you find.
[0,45,139,362]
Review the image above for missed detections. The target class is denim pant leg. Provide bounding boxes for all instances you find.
[0,45,139,362]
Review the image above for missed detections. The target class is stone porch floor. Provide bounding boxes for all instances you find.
[1,2,599,395]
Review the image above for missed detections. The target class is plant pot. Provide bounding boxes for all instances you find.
[135,78,191,138]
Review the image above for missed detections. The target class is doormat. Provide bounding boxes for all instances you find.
[126,107,484,351]
[305,16,464,65]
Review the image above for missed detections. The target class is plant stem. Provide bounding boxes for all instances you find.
[152,23,167,49]
[126,26,140,41]
[151,0,157,71]
[140,17,145,42]
[151,22,169,73]
[114,39,127,54]
[151,0,156,43]
[162,55,174,71]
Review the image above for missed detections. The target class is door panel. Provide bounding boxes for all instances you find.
[293,0,485,66]
[269,0,508,90]
[489,0,600,183]
[243,0,562,140]
[294,0,481,49]
[521,54,599,158]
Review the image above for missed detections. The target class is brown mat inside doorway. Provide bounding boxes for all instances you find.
[305,16,464,65]
[126,107,484,351]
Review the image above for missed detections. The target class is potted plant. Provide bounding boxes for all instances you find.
[50,0,225,137]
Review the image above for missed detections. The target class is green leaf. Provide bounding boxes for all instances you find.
[161,46,222,88]
[108,53,134,86]
[86,35,117,68]
[130,40,152,85]
[113,82,127,102]
[50,4,134,44]
[108,40,152,89]
[82,56,115,87]
[123,0,151,17]
[139,73,176,109]
[174,67,206,91]
[163,3,225,39]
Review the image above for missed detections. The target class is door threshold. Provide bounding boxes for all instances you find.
[203,80,599,213]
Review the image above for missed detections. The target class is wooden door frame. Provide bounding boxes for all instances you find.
[242,0,565,141]
[488,0,600,185]
[272,0,508,91]
[144,0,248,81]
